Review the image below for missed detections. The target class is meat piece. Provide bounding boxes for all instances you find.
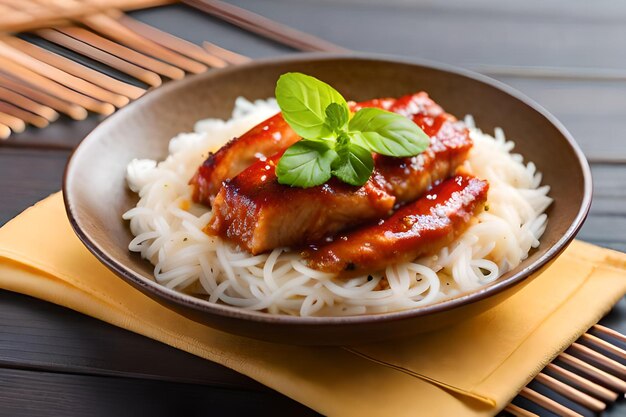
[205,153,396,255]
[191,97,399,206]
[304,175,489,274]
[190,112,300,204]
[374,92,472,203]
[203,92,473,254]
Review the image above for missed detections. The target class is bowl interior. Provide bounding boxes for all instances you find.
[64,55,590,334]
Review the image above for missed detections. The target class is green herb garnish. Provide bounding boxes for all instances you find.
[275,72,430,188]
[276,72,430,188]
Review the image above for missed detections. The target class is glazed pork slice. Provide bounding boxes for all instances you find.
[190,112,299,204]
[374,93,472,203]
[190,92,470,207]
[205,92,473,254]
[205,153,396,255]
[191,96,400,206]
[304,175,489,275]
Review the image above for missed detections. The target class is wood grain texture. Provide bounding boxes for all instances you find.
[226,0,626,70]
[0,291,262,390]
[0,367,316,417]
[0,148,68,224]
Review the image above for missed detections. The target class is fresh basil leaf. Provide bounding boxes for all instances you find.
[325,102,349,132]
[276,140,337,188]
[331,134,374,186]
[349,107,430,157]
[275,72,348,139]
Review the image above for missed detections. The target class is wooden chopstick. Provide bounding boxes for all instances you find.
[3,0,45,13]
[0,55,114,115]
[202,41,250,65]
[519,387,583,417]
[0,40,127,108]
[0,111,25,133]
[0,100,48,128]
[0,85,58,121]
[56,26,185,80]
[115,14,227,68]
[594,324,626,344]
[79,13,208,74]
[569,343,626,376]
[36,29,162,87]
[581,333,626,360]
[0,72,87,120]
[0,0,175,33]
[544,363,619,403]
[535,372,605,412]
[0,122,10,139]
[3,0,48,15]
[4,36,145,100]
[183,0,347,53]
[558,352,626,392]
[503,404,539,417]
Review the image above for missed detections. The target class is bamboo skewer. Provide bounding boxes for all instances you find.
[0,40,128,108]
[79,13,208,74]
[0,101,48,128]
[0,122,10,139]
[36,29,162,87]
[581,333,626,360]
[3,36,145,100]
[594,324,626,344]
[4,0,50,15]
[202,41,250,65]
[0,85,58,121]
[0,55,114,115]
[0,111,25,133]
[503,404,539,417]
[558,352,626,392]
[183,0,347,53]
[0,72,87,120]
[0,6,32,34]
[519,387,584,417]
[544,363,619,403]
[569,343,626,376]
[115,14,227,68]
[4,0,46,13]
[0,0,175,33]
[57,26,185,80]
[535,372,606,412]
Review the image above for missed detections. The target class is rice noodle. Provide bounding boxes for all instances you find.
[123,98,552,316]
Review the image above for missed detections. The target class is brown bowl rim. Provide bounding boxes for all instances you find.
[63,52,593,326]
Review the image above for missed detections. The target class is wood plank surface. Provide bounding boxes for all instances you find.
[0,148,69,223]
[0,367,315,417]
[225,0,626,70]
[0,291,262,389]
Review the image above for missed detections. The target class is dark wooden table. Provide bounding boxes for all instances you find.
[1,1,625,416]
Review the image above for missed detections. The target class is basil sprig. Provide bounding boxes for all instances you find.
[275,73,429,188]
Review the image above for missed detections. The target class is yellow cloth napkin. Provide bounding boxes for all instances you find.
[1,193,625,417]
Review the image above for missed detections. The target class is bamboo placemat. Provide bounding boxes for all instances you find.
[0,0,343,141]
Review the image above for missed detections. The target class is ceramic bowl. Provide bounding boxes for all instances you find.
[63,54,592,345]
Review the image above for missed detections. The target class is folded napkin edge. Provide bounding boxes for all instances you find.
[2,259,488,417]
[344,346,496,406]
[0,256,244,368]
